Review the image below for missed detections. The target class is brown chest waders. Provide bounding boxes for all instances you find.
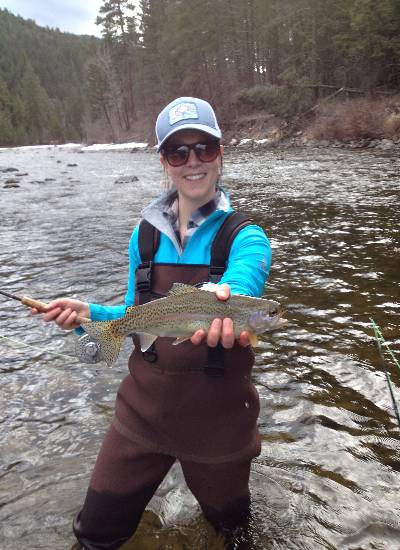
[73,212,262,549]
[114,211,261,461]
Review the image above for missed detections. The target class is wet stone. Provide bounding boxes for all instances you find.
[114,175,139,184]
[3,182,20,188]
[0,166,18,172]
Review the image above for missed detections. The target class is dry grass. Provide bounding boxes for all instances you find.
[310,96,400,141]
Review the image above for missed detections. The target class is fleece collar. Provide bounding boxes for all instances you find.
[141,186,230,255]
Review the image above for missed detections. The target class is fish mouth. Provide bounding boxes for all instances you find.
[268,310,288,330]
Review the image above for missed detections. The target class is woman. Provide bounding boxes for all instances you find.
[37,97,272,549]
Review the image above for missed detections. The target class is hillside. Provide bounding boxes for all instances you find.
[0,8,98,145]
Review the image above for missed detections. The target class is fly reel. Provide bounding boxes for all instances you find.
[75,333,103,364]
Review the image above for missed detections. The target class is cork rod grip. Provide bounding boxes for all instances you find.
[21,296,91,324]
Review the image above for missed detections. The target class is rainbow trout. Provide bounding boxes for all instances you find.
[77,283,287,367]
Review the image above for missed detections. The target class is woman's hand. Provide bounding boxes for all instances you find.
[31,298,90,330]
[190,284,251,349]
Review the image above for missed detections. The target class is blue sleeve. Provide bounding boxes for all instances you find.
[88,226,141,321]
[219,225,271,297]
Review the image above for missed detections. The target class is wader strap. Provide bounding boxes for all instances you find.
[209,212,252,283]
[136,212,253,375]
[207,212,252,374]
[204,343,225,377]
[136,220,161,360]
[136,220,161,304]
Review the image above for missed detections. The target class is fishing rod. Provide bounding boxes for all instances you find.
[370,317,400,429]
[0,289,90,324]
[0,289,103,364]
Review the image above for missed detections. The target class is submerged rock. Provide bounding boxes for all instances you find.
[376,139,395,150]
[114,175,139,184]
[0,166,19,173]
[3,182,20,188]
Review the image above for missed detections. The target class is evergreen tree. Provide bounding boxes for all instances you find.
[0,76,16,145]
[96,0,139,128]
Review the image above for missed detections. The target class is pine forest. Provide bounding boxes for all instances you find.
[0,0,399,147]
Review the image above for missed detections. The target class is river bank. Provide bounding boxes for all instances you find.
[1,138,398,192]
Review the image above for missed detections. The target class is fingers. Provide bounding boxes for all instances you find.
[31,299,82,330]
[215,283,230,301]
[207,318,223,347]
[191,320,249,350]
[190,329,206,346]
[191,285,249,349]
[207,318,235,349]
[190,320,227,348]
[53,308,79,330]
[221,318,235,349]
[239,331,251,347]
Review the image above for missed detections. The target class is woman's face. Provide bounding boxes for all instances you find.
[160,129,223,206]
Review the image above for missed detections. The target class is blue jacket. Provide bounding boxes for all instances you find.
[89,189,272,322]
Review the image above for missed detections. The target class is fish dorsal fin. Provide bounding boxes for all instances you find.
[167,283,199,296]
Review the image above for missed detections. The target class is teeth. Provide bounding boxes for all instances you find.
[185,174,204,181]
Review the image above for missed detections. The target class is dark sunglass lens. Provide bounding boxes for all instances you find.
[165,145,190,166]
[195,142,219,162]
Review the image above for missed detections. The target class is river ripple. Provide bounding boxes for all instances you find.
[0,145,399,549]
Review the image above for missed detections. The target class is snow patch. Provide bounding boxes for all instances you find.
[81,142,148,152]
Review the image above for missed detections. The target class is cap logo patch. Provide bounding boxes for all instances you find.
[169,102,198,125]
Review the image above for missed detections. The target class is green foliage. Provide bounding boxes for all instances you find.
[236,84,314,117]
[2,0,400,145]
[0,8,98,146]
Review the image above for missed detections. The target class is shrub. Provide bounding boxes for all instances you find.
[310,97,395,141]
[383,114,400,136]
[235,85,314,117]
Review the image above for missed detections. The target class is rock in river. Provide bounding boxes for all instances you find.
[114,175,139,184]
[4,181,20,188]
[0,166,19,173]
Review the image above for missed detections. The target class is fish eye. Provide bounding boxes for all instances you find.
[270,308,278,316]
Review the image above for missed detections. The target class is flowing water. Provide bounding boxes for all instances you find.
[0,145,399,550]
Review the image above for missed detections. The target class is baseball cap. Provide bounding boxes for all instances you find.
[155,97,222,151]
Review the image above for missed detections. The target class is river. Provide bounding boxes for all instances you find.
[0,145,399,550]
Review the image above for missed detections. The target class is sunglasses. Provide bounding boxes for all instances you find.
[161,141,220,167]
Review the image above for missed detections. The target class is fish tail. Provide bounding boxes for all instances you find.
[81,320,124,367]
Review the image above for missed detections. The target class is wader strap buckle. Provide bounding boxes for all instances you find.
[205,344,225,377]
[136,261,152,293]
[142,344,158,363]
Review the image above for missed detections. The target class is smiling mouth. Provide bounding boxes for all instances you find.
[184,174,205,181]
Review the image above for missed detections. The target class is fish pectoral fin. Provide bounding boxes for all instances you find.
[248,331,259,347]
[137,332,158,352]
[172,335,192,346]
